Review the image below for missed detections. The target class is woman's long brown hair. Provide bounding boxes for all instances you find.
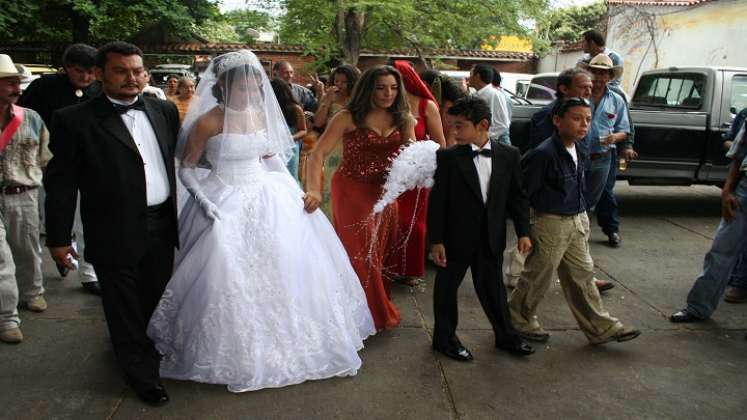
[346,65,410,132]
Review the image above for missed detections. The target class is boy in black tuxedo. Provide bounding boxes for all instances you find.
[428,96,533,361]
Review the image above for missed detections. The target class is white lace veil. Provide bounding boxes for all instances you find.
[176,50,295,169]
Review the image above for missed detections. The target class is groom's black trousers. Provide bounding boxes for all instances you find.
[93,202,175,391]
[432,231,518,350]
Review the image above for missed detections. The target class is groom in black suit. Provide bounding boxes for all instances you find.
[428,96,533,361]
[44,42,179,405]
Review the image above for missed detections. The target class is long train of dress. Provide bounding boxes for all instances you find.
[148,133,375,393]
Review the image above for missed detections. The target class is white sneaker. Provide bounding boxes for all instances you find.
[26,295,47,312]
[0,327,23,343]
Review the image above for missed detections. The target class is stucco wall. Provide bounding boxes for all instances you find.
[607,0,747,94]
[537,49,584,74]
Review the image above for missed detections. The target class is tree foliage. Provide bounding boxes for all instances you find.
[535,0,608,49]
[1,0,221,44]
[278,0,548,67]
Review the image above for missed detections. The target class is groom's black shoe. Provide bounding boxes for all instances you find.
[496,339,534,357]
[135,384,169,407]
[432,343,474,362]
[81,281,101,296]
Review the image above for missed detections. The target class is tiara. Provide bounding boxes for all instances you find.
[215,50,257,76]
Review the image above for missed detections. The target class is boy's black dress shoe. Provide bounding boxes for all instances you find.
[432,343,474,362]
[496,340,534,356]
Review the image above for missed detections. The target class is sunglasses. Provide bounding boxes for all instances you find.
[552,97,591,117]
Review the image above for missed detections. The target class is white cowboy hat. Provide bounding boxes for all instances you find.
[0,54,31,80]
[578,53,623,81]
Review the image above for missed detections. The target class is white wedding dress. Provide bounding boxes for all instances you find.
[147,132,376,393]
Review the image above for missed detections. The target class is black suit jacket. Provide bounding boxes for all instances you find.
[427,140,530,261]
[44,94,180,267]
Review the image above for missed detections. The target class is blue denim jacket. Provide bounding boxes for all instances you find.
[725,108,747,142]
[579,88,630,159]
[727,119,747,173]
[522,134,586,216]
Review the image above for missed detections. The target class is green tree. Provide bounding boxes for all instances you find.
[3,0,220,44]
[536,0,608,51]
[278,0,548,67]
[223,9,274,42]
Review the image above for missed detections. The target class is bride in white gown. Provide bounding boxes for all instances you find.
[147,50,375,393]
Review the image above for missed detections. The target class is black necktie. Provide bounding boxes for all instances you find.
[112,97,146,114]
[471,148,492,158]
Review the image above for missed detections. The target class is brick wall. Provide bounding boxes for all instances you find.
[254,51,317,84]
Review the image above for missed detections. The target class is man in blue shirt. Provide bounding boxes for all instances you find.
[722,109,747,303]
[670,120,747,323]
[579,30,636,248]
[578,55,631,217]
[580,30,624,90]
[509,97,640,345]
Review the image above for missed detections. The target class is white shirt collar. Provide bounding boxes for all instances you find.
[470,140,492,152]
[477,84,494,95]
[106,95,140,106]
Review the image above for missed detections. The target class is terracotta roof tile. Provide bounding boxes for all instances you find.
[137,43,535,60]
[608,0,716,5]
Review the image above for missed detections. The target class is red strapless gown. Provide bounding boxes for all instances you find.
[388,98,430,277]
[332,127,403,330]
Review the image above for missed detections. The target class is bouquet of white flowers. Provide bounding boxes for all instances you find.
[373,140,440,214]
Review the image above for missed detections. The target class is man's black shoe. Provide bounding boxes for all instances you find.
[669,309,701,323]
[432,343,474,362]
[607,232,621,248]
[496,340,534,356]
[56,263,69,278]
[135,384,169,407]
[81,281,101,296]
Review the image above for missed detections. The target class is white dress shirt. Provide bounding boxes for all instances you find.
[476,85,510,140]
[566,143,578,169]
[108,96,170,206]
[471,140,492,203]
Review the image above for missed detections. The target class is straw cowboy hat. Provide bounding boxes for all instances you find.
[579,53,623,81]
[0,54,31,79]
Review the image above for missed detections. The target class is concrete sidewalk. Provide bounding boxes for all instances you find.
[1,184,745,419]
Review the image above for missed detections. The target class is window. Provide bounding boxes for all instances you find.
[632,73,705,109]
[729,75,747,114]
[526,75,557,102]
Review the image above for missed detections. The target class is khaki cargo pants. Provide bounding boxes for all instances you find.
[508,211,624,342]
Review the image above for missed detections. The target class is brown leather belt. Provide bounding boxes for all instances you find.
[590,150,612,160]
[1,185,37,195]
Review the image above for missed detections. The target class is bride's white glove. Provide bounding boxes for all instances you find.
[179,166,221,221]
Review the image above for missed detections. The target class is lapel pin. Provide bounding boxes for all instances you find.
[75,89,83,98]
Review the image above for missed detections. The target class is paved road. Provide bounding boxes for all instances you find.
[1,184,745,419]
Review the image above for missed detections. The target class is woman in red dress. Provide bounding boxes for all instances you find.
[389,61,446,286]
[304,66,416,331]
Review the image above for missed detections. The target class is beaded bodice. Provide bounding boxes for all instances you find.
[337,127,403,184]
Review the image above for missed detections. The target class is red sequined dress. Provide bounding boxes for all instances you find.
[332,126,403,330]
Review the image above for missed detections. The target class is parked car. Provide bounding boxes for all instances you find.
[149,64,194,88]
[501,72,533,98]
[523,72,558,106]
[510,66,747,186]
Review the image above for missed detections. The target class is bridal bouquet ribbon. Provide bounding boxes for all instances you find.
[373,140,440,214]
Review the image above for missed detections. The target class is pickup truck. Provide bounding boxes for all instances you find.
[509,66,747,186]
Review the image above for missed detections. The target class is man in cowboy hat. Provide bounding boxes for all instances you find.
[0,54,53,344]
[579,31,637,248]
[577,54,632,228]
[19,43,102,296]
